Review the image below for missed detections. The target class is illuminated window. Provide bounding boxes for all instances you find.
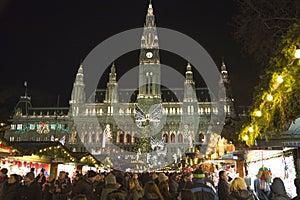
[10,124,16,130]
[17,124,22,130]
[9,137,14,142]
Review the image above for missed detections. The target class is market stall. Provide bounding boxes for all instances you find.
[246,150,297,198]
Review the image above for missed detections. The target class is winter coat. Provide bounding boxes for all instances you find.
[228,190,255,200]
[190,179,218,200]
[20,181,42,200]
[107,189,128,200]
[218,179,230,200]
[100,184,118,200]
[71,177,95,200]
[1,181,20,200]
[52,178,71,200]
[128,187,144,200]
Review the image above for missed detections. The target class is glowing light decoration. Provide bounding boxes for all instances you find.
[256,110,262,117]
[295,49,300,59]
[266,94,273,101]
[249,126,254,133]
[276,75,284,84]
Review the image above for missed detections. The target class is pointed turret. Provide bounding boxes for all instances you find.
[105,63,118,103]
[70,64,86,115]
[184,63,197,102]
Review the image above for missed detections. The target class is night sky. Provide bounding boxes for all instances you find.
[0,0,259,121]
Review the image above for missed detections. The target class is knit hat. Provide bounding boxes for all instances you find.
[193,168,205,179]
[105,173,116,185]
[87,170,97,178]
[25,172,35,180]
[158,173,168,182]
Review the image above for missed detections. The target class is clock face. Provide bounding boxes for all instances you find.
[146,51,153,58]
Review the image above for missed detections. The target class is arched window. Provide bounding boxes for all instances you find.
[178,134,183,143]
[84,134,89,143]
[170,133,175,143]
[119,133,124,144]
[163,133,168,143]
[91,133,96,143]
[199,133,204,143]
[126,134,131,144]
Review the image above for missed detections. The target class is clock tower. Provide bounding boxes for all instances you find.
[138,2,161,108]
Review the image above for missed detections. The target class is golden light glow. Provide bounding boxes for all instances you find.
[267,94,273,101]
[295,49,300,59]
[248,126,254,133]
[255,110,262,117]
[276,75,284,84]
[243,134,249,141]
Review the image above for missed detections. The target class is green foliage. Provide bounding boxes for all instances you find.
[240,23,300,145]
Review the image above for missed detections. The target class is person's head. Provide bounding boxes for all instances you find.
[158,172,168,183]
[39,168,45,176]
[105,173,116,186]
[294,177,300,195]
[183,172,193,182]
[193,168,205,179]
[132,173,138,180]
[8,174,18,184]
[178,189,195,200]
[219,170,228,182]
[47,174,55,182]
[0,168,8,177]
[230,177,247,192]
[24,172,35,184]
[87,170,97,182]
[59,171,66,179]
[271,177,287,195]
[129,178,141,190]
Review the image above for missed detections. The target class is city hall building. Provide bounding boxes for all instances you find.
[4,3,236,171]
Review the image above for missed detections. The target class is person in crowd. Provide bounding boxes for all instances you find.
[254,174,270,200]
[100,173,118,200]
[228,177,255,200]
[270,177,291,200]
[178,172,193,193]
[128,178,144,200]
[143,181,164,200]
[106,173,128,200]
[52,171,72,200]
[190,168,218,200]
[93,173,105,200]
[35,168,46,188]
[151,173,159,186]
[158,179,174,200]
[158,173,168,184]
[42,174,55,200]
[292,177,300,200]
[168,173,179,198]
[71,170,97,200]
[178,189,195,200]
[218,170,230,200]
[1,174,20,200]
[72,172,83,188]
[20,171,42,200]
[0,168,8,198]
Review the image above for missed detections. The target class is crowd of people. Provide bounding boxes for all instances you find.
[0,166,299,200]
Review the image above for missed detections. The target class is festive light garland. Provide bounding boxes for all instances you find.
[239,24,300,146]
